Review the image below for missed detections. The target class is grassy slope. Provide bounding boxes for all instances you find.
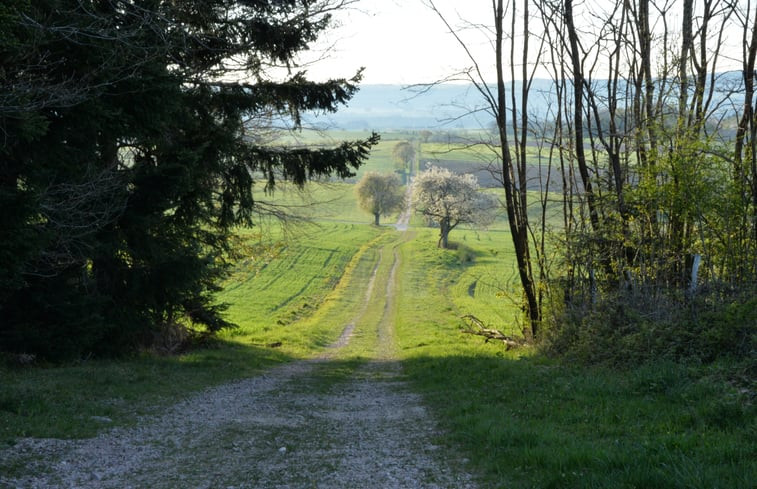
[395,228,756,489]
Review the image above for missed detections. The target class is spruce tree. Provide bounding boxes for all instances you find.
[0,0,377,359]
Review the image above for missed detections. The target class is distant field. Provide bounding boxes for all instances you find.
[249,180,403,225]
[271,129,410,179]
[355,139,398,177]
[422,141,498,164]
[272,128,575,191]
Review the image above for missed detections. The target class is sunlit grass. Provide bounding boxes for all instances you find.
[1,130,753,489]
[218,224,394,358]
[393,227,756,489]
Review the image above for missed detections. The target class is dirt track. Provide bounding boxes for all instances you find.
[0,215,477,489]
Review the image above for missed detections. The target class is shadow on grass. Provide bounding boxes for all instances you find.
[3,341,754,489]
[0,340,295,444]
[398,352,756,489]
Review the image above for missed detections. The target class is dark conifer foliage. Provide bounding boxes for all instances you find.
[0,0,377,359]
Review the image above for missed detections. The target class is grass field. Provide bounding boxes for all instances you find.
[273,129,409,179]
[394,228,756,489]
[1,132,754,487]
[218,223,390,353]
[249,180,394,224]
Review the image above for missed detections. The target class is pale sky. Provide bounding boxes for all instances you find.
[301,0,745,86]
[304,1,496,85]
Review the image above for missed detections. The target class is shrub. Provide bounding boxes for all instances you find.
[544,285,757,368]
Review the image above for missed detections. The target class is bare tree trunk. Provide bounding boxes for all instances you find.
[564,0,600,233]
[438,217,451,249]
[494,0,541,340]
[639,0,657,157]
[736,3,757,265]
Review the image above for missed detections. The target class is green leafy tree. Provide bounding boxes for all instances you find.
[355,172,405,225]
[0,0,377,359]
[412,166,496,249]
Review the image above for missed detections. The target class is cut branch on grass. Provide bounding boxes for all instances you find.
[460,314,526,349]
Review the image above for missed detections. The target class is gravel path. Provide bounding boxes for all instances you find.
[0,237,478,488]
[394,180,413,232]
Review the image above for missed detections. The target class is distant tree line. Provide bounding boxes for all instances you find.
[0,0,377,360]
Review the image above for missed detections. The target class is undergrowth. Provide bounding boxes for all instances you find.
[543,285,757,395]
[394,228,756,489]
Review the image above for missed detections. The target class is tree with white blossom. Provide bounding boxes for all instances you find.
[412,165,497,249]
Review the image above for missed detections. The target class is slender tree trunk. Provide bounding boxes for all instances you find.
[639,0,657,155]
[736,4,757,263]
[426,0,542,339]
[494,0,540,340]
[564,0,600,234]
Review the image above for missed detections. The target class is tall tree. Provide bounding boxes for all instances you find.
[425,0,545,340]
[392,141,416,183]
[0,0,378,359]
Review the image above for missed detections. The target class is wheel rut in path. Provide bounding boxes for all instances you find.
[0,239,477,489]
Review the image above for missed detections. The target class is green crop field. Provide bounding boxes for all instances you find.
[422,141,499,164]
[218,223,389,353]
[354,139,399,176]
[272,129,406,178]
[249,182,364,222]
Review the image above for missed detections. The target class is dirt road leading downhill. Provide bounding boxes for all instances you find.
[1,214,478,488]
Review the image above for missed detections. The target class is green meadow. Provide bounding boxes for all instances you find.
[1,134,754,488]
[394,228,755,489]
